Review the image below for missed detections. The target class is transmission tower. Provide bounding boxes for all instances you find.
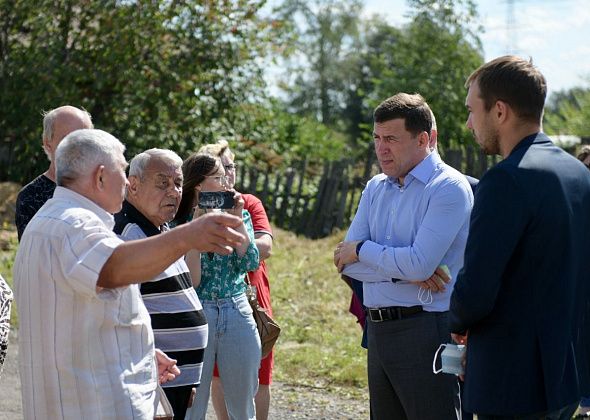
[505,0,518,54]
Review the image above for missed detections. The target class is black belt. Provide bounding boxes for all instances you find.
[367,305,423,322]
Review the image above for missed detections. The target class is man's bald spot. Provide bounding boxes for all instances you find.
[48,106,93,142]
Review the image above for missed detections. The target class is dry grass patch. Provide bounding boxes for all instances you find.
[268,227,368,399]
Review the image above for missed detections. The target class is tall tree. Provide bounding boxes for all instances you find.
[276,0,483,152]
[544,86,590,137]
[372,0,483,149]
[276,0,363,126]
[0,0,284,182]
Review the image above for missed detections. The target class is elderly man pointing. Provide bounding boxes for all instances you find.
[14,129,244,419]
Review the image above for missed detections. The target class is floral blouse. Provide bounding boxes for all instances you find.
[196,210,259,300]
[0,274,13,377]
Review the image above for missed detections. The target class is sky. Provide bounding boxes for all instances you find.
[364,0,590,97]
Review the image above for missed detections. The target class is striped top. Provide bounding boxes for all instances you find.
[14,187,157,420]
[114,200,208,388]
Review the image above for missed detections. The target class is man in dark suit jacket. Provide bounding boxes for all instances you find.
[449,55,590,419]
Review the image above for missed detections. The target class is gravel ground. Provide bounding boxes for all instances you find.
[0,330,369,419]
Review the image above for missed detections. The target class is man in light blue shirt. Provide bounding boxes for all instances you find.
[334,93,473,420]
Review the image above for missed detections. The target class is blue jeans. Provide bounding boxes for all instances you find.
[186,293,261,420]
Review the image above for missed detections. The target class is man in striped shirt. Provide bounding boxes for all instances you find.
[14,129,245,419]
[114,149,208,420]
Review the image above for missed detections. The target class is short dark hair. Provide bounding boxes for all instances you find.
[466,55,546,123]
[373,93,433,136]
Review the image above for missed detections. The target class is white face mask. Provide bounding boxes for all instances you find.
[432,343,465,375]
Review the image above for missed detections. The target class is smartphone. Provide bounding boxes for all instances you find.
[198,191,235,209]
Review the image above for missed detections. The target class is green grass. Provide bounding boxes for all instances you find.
[268,227,368,398]
[0,229,17,328]
[0,225,368,398]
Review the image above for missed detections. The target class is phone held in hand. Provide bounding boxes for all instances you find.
[198,191,235,209]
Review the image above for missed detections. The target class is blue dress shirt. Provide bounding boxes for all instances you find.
[343,152,473,312]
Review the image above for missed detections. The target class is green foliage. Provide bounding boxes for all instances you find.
[224,100,348,170]
[276,0,484,152]
[0,0,288,182]
[276,0,363,126]
[366,0,484,150]
[544,86,590,137]
[268,226,368,395]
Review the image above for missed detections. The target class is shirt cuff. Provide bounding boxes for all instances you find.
[358,240,383,268]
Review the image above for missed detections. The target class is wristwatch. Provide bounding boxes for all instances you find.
[356,240,365,258]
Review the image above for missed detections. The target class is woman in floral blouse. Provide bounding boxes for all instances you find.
[0,274,13,378]
[174,153,261,420]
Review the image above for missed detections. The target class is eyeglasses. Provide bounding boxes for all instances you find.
[205,175,228,186]
[224,163,237,172]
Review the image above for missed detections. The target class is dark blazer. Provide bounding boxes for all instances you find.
[449,133,590,416]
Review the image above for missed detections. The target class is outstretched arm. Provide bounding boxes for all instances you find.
[98,213,244,288]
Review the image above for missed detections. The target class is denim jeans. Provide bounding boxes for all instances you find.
[186,293,261,420]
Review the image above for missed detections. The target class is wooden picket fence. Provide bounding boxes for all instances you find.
[236,145,495,238]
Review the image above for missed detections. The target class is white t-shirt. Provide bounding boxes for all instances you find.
[14,187,156,420]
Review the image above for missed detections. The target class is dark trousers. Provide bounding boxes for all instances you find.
[477,401,579,420]
[163,384,194,420]
[367,311,459,420]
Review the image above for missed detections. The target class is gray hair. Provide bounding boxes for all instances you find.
[42,106,93,159]
[128,148,183,180]
[55,129,126,186]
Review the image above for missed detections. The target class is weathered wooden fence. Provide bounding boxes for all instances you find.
[236,145,497,239]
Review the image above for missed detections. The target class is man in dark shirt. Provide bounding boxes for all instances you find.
[15,105,93,239]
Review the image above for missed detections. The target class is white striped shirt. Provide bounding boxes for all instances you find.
[14,187,157,420]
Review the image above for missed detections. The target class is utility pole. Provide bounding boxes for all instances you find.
[505,0,518,54]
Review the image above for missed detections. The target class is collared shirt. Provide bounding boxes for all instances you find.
[197,210,259,300]
[14,187,156,420]
[114,200,208,389]
[343,152,473,312]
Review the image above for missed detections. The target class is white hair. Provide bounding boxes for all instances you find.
[55,129,125,186]
[129,148,183,180]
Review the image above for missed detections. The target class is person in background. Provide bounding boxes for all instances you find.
[114,149,209,420]
[198,140,275,420]
[574,144,590,419]
[449,55,590,419]
[15,105,93,240]
[0,274,12,379]
[176,153,261,420]
[14,129,245,419]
